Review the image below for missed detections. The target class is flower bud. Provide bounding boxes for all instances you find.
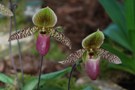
[85,56,100,80]
[36,33,50,56]
[0,3,13,16]
[82,30,104,50]
[32,7,57,27]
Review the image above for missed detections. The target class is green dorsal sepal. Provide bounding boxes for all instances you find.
[32,7,57,27]
[82,29,104,50]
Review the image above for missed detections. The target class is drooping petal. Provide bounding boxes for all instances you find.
[48,29,72,49]
[0,3,13,16]
[8,26,40,41]
[82,30,104,50]
[36,33,50,56]
[98,48,122,64]
[85,56,100,80]
[32,7,57,27]
[59,49,85,64]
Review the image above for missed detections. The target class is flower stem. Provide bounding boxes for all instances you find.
[12,2,24,85]
[68,63,76,90]
[37,55,44,90]
[9,0,20,89]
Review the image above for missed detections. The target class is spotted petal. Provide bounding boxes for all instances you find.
[59,49,85,64]
[98,48,122,64]
[0,3,13,16]
[8,26,40,41]
[48,29,72,49]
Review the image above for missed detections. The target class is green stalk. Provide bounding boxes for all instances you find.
[68,63,76,90]
[9,0,20,89]
[12,2,24,85]
[37,56,44,90]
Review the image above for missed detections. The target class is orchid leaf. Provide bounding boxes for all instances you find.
[125,0,135,51]
[0,73,13,85]
[102,43,135,75]
[23,68,71,90]
[99,0,126,33]
[103,23,132,52]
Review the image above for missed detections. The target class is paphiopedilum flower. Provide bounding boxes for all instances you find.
[0,3,13,16]
[8,7,72,89]
[59,30,121,80]
[8,7,72,54]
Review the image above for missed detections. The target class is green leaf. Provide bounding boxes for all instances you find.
[125,0,135,30]
[39,86,62,90]
[0,87,5,90]
[109,64,135,75]
[125,0,135,52]
[102,44,135,75]
[83,86,93,90]
[102,44,130,65]
[76,62,82,71]
[99,0,126,33]
[103,23,132,51]
[23,67,71,90]
[0,73,13,85]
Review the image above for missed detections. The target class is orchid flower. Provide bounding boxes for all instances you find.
[0,3,13,16]
[59,30,122,80]
[8,7,72,89]
[8,7,71,51]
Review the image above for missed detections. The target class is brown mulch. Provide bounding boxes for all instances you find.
[1,54,65,75]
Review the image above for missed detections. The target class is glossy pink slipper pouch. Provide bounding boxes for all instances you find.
[36,33,50,56]
[85,56,100,80]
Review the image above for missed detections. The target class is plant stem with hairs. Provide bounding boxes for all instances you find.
[12,1,24,85]
[37,56,44,90]
[9,0,20,89]
[68,63,76,90]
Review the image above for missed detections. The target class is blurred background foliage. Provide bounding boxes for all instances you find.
[100,0,135,75]
[0,0,135,90]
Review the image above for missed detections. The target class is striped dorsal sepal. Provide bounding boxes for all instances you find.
[48,29,72,49]
[8,26,40,41]
[0,3,13,16]
[59,49,85,64]
[99,48,122,64]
